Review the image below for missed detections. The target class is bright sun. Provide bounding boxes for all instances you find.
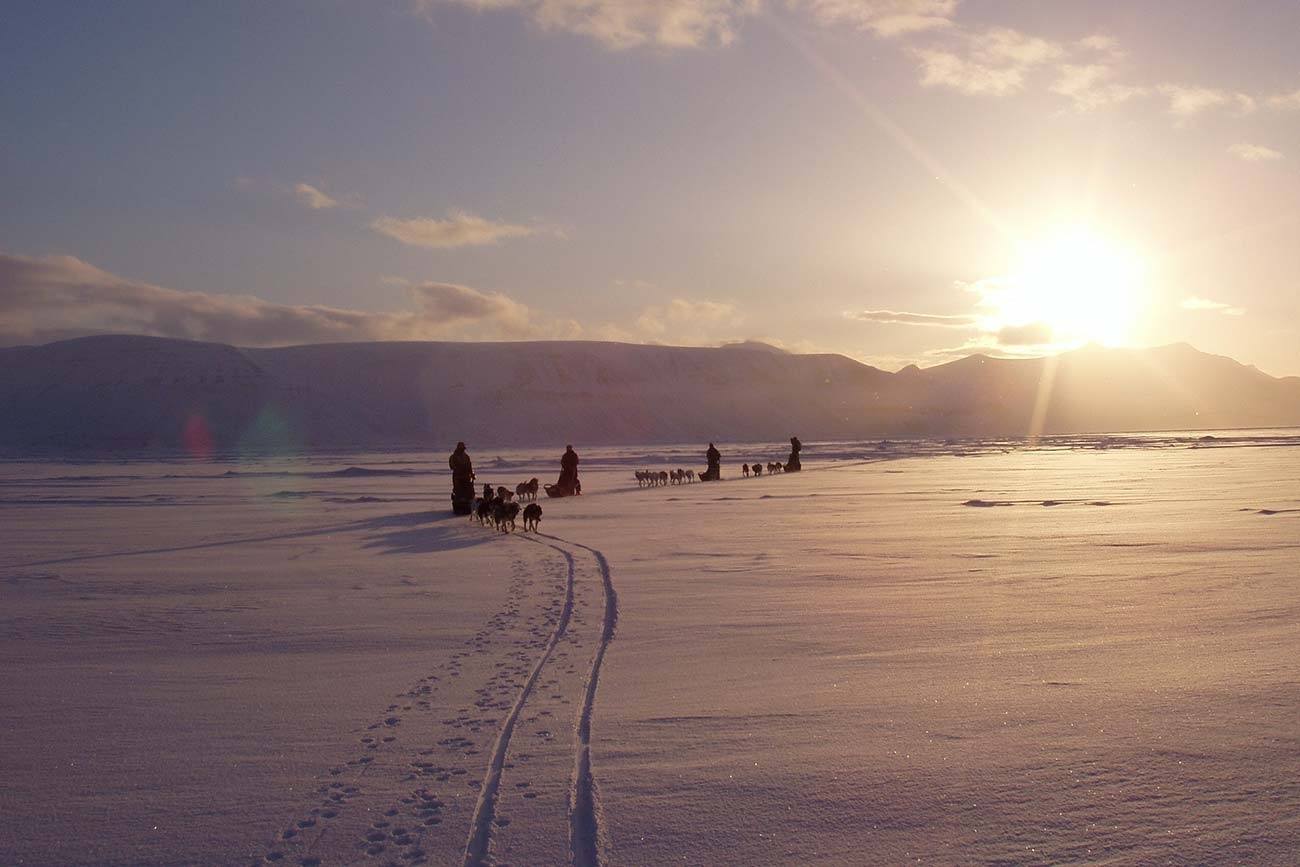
[980,227,1146,348]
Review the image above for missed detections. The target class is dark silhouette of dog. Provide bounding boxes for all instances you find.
[491,498,519,532]
[522,502,542,532]
[516,478,539,501]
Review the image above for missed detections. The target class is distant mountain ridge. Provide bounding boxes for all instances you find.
[1,335,1297,451]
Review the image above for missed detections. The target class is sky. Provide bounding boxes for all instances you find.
[2,0,1298,375]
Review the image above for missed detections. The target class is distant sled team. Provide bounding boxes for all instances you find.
[449,436,804,520]
[698,436,801,482]
[636,468,695,486]
[637,436,804,486]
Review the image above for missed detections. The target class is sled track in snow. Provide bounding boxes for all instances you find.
[557,538,618,867]
[462,541,576,867]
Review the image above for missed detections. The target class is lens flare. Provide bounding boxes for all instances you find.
[182,412,214,459]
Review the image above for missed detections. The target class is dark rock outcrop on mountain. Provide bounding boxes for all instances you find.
[1,335,1297,452]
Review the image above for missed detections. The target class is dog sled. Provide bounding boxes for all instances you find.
[454,475,480,514]
[547,463,581,498]
[451,477,476,515]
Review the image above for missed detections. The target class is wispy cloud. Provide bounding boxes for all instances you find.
[635,297,736,335]
[0,252,569,346]
[921,335,1057,360]
[846,309,976,327]
[1228,142,1283,162]
[1076,34,1124,60]
[909,26,1063,97]
[971,26,1063,66]
[1158,84,1255,119]
[238,177,358,210]
[293,182,341,210]
[423,0,760,49]
[1267,87,1300,110]
[0,252,763,351]
[1051,63,1147,111]
[995,321,1053,346]
[847,303,1057,355]
[425,0,957,49]
[848,300,1061,359]
[793,0,958,38]
[1181,296,1245,316]
[911,47,1024,95]
[371,211,539,249]
[574,291,749,346]
[849,263,1147,358]
[883,19,1268,131]
[421,0,1286,150]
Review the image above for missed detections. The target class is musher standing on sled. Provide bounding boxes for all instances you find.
[449,441,475,514]
[557,444,580,495]
[544,444,582,498]
[702,442,721,481]
[786,435,802,472]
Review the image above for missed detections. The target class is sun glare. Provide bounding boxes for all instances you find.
[980,227,1146,348]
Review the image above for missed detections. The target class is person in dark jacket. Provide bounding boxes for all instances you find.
[786,436,802,472]
[556,444,580,495]
[702,442,721,481]
[449,442,475,514]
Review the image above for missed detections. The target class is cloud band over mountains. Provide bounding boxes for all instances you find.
[848,309,977,327]
[0,253,563,347]
[0,253,758,350]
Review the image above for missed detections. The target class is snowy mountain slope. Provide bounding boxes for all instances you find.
[1,335,1297,451]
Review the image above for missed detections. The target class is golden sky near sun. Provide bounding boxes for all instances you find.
[1,1,1297,375]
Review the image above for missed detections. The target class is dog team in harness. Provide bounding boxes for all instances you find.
[450,436,803,514]
[700,436,800,482]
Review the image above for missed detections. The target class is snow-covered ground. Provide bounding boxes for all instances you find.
[1,434,1297,865]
